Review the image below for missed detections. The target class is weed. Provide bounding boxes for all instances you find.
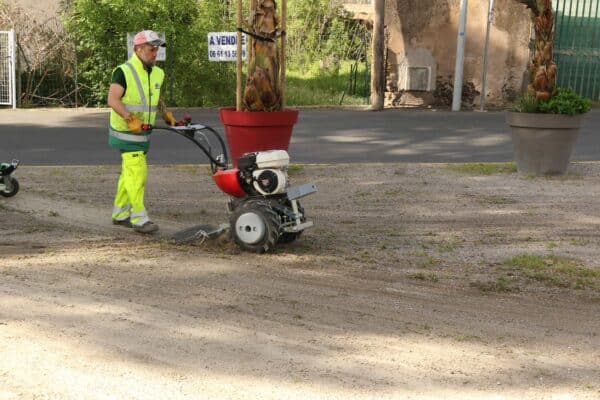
[569,238,588,246]
[353,191,370,198]
[446,162,517,175]
[409,272,439,282]
[437,237,464,253]
[470,276,519,293]
[479,195,517,205]
[384,189,402,197]
[502,254,600,289]
[288,164,304,176]
[419,256,441,269]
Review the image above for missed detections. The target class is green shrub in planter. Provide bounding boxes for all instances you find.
[512,88,592,116]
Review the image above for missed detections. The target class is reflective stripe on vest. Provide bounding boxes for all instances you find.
[109,128,149,143]
[123,62,148,109]
[124,104,158,112]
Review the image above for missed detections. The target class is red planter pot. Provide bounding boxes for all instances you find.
[219,107,299,167]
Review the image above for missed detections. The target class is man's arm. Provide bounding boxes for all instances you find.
[159,96,176,126]
[107,83,131,120]
[158,97,168,115]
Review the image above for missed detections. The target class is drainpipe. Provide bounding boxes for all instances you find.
[452,0,468,111]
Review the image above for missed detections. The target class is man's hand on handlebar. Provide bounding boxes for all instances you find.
[162,111,177,126]
[126,115,143,133]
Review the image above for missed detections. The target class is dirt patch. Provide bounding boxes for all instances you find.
[1,163,599,399]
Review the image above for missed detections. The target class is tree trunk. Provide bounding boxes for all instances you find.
[516,0,556,101]
[370,0,385,111]
[243,0,282,111]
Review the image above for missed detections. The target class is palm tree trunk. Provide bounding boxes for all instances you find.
[517,0,557,101]
[243,0,282,111]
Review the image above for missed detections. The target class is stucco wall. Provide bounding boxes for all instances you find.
[382,0,531,107]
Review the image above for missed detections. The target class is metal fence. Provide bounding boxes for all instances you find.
[0,29,16,107]
[554,0,600,101]
[18,41,83,107]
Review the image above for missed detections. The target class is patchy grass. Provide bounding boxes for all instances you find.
[408,272,439,283]
[418,256,441,269]
[446,162,517,175]
[502,254,600,289]
[288,164,305,176]
[470,276,519,293]
[478,195,518,205]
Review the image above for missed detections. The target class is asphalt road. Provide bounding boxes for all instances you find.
[1,107,598,165]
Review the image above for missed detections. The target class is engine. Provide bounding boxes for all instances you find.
[237,150,290,196]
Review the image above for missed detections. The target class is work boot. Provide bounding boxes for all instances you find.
[133,221,159,234]
[112,218,132,228]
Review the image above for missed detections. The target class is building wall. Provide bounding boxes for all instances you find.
[345,0,532,107]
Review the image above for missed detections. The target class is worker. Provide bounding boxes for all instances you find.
[107,30,177,234]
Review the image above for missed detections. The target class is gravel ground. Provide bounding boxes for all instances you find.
[0,162,598,399]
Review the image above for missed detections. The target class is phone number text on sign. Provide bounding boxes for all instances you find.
[208,32,247,62]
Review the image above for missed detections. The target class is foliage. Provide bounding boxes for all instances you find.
[58,0,368,107]
[538,88,592,115]
[242,0,366,111]
[512,88,592,115]
[511,92,540,113]
[62,0,236,106]
[286,60,369,106]
[0,1,76,105]
[287,0,369,68]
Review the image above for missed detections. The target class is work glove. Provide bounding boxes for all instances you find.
[162,111,177,126]
[126,115,143,134]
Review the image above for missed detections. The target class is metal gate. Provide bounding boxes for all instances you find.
[554,0,600,101]
[0,29,16,108]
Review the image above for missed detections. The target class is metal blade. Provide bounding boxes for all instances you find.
[171,223,230,245]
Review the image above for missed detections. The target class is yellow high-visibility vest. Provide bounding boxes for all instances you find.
[108,53,165,152]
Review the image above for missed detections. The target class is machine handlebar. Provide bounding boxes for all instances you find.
[153,122,229,171]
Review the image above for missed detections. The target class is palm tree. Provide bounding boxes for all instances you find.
[515,0,557,101]
[243,0,282,111]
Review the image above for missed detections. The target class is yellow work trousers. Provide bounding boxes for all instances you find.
[112,151,149,227]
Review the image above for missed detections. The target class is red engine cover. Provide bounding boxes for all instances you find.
[212,168,246,198]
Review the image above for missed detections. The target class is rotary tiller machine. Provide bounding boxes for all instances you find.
[158,119,316,253]
[0,159,20,197]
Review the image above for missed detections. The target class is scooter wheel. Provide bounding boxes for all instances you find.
[230,199,280,253]
[0,177,19,197]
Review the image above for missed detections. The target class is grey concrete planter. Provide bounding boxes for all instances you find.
[505,111,584,175]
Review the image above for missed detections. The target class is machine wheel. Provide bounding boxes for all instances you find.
[230,199,281,253]
[0,177,19,197]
